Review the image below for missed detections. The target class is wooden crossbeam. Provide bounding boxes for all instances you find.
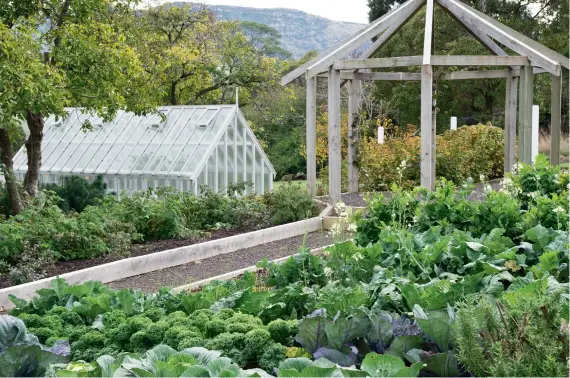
[333,56,423,70]
[436,0,563,74]
[431,55,529,66]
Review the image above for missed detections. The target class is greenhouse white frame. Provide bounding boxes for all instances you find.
[13,105,276,196]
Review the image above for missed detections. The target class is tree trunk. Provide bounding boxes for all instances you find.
[170,82,179,105]
[0,128,24,214]
[24,111,44,197]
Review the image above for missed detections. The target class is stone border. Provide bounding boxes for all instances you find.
[0,217,323,309]
[172,243,337,294]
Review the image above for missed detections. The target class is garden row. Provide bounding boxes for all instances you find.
[0,182,319,286]
[1,155,568,377]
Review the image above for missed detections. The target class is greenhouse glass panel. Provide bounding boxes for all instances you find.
[84,112,136,173]
[13,105,276,195]
[145,109,195,173]
[104,115,148,174]
[43,113,87,171]
[61,119,106,172]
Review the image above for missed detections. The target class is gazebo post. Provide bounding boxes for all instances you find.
[550,72,562,165]
[348,79,360,192]
[519,62,534,164]
[306,75,317,197]
[328,67,342,204]
[421,0,435,190]
[504,76,518,173]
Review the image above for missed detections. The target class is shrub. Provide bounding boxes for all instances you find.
[358,124,504,191]
[437,125,504,184]
[41,175,107,213]
[455,291,569,377]
[263,183,319,225]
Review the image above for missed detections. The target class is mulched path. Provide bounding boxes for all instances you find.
[109,231,351,293]
[0,228,256,289]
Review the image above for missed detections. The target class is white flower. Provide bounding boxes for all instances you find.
[512,162,523,174]
[553,206,565,214]
[479,174,486,183]
[528,191,538,199]
[352,253,364,261]
[348,222,357,233]
[501,177,513,188]
[330,222,342,238]
[324,267,333,277]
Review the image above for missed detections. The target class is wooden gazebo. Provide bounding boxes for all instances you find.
[281,0,568,203]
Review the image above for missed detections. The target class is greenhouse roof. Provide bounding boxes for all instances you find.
[13,105,275,180]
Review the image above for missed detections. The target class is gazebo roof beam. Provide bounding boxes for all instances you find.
[436,0,563,75]
[332,55,528,70]
[430,55,529,66]
[318,67,546,81]
[437,3,507,57]
[319,72,422,80]
[423,0,434,66]
[305,0,425,79]
[280,0,424,86]
[333,56,423,70]
[339,5,423,87]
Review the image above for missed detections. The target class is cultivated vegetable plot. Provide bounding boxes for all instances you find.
[2,156,568,377]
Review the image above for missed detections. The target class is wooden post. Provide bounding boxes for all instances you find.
[550,73,562,165]
[504,76,518,173]
[306,75,317,197]
[347,79,360,193]
[531,105,539,163]
[518,66,526,163]
[421,0,435,190]
[520,62,534,164]
[328,67,342,204]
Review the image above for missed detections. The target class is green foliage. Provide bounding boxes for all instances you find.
[258,247,326,288]
[262,183,320,225]
[41,176,107,214]
[267,319,298,346]
[7,158,569,376]
[0,184,316,284]
[0,315,69,377]
[359,125,505,191]
[455,291,569,377]
[48,345,260,377]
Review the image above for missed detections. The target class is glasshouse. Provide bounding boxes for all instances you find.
[12,105,275,195]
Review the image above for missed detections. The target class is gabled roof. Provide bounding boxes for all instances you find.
[281,0,568,85]
[13,105,276,180]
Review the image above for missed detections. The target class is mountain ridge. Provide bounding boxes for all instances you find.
[170,2,366,58]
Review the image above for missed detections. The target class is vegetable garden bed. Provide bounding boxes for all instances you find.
[1,156,568,377]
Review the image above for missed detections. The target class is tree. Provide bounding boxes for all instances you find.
[368,0,406,22]
[239,21,292,60]
[0,0,156,211]
[132,3,282,106]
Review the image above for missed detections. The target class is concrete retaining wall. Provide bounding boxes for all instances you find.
[0,217,323,309]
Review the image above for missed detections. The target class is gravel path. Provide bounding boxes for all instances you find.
[109,231,351,293]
